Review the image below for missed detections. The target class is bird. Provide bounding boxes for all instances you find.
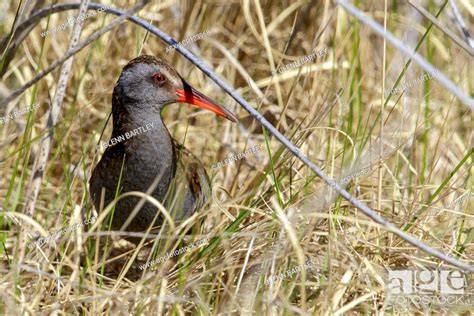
[89,55,238,240]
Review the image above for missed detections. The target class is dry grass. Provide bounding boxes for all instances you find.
[0,0,473,314]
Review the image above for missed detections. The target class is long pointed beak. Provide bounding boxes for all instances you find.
[176,80,238,123]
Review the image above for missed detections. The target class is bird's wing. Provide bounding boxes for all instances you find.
[163,139,211,220]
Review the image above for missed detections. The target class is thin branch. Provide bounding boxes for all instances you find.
[408,0,474,56]
[335,0,474,110]
[448,0,474,49]
[24,0,92,219]
[1,2,473,272]
[0,2,149,108]
[19,0,92,288]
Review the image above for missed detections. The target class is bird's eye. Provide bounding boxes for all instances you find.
[152,73,165,85]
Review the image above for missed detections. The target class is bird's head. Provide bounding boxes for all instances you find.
[114,55,238,123]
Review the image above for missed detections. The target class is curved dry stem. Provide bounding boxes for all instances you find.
[1,2,473,273]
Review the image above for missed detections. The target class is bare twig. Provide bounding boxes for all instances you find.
[0,2,149,108]
[448,0,474,49]
[335,0,474,110]
[19,0,91,293]
[2,2,473,272]
[24,0,91,217]
[160,4,474,272]
[0,0,45,77]
[409,0,474,56]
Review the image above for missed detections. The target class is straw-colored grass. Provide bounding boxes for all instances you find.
[0,0,472,314]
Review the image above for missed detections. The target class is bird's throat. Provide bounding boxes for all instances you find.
[110,98,177,199]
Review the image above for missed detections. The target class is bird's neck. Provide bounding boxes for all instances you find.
[111,106,165,138]
[107,89,177,203]
[110,96,175,164]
